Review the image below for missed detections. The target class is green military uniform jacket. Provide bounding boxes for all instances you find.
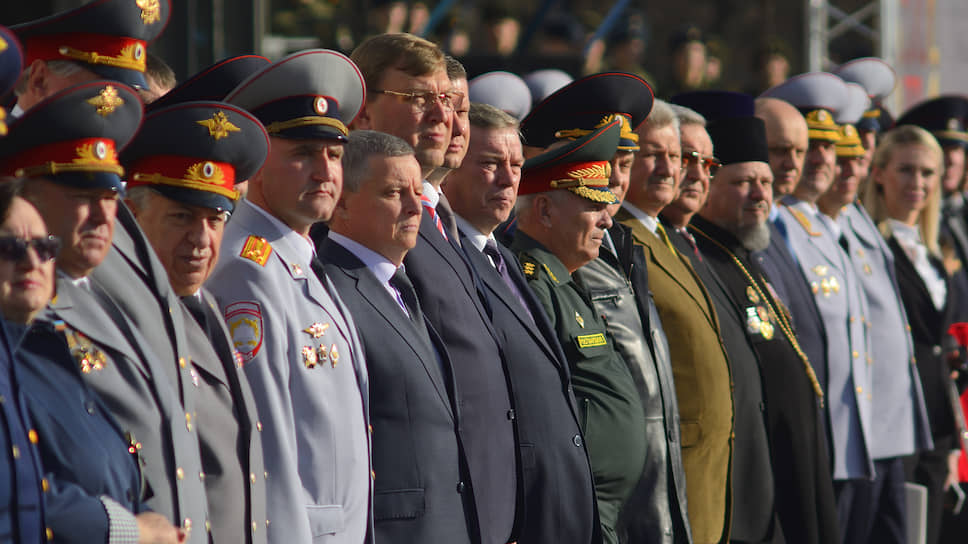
[511,232,646,544]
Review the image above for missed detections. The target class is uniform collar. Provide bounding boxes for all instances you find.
[246,200,316,264]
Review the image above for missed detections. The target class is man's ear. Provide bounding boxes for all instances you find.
[535,194,554,229]
[353,103,374,130]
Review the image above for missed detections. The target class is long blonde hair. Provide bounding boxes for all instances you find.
[861,124,944,255]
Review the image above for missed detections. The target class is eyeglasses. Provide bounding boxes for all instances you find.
[0,235,61,262]
[682,151,721,176]
[372,89,465,113]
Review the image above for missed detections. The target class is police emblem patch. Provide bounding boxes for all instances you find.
[224,301,264,363]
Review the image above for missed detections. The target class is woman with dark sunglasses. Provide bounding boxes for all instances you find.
[0,182,184,544]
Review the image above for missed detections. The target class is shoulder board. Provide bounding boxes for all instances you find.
[240,235,272,266]
[519,254,540,279]
[784,205,822,237]
[541,263,560,284]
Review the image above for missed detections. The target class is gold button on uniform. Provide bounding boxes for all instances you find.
[264,471,269,480]
[184,518,192,531]
[46,528,53,541]
[28,430,38,444]
[185,413,192,432]
[856,386,863,394]
[42,478,49,493]
[252,521,258,532]
[179,357,186,368]
[250,472,256,484]
[12,445,20,459]
[852,351,859,358]
[256,421,263,432]
[199,472,205,481]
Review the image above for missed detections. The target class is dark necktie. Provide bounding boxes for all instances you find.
[436,195,462,246]
[182,295,214,339]
[838,234,850,253]
[390,268,430,337]
[483,239,534,323]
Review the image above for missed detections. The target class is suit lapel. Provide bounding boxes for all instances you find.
[322,241,453,417]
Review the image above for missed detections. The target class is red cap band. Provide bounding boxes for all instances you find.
[24,33,146,72]
[3,137,121,177]
[127,155,238,200]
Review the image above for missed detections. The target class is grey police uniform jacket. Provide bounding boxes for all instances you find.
[839,203,934,458]
[43,277,209,543]
[207,199,372,544]
[778,198,874,480]
[181,289,269,544]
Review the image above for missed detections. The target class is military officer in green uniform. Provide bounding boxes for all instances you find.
[511,117,646,544]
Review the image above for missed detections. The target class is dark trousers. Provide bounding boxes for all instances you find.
[905,436,955,544]
[834,457,908,544]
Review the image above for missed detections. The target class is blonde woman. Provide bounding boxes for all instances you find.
[863,124,958,544]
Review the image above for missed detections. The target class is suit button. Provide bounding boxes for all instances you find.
[932,345,942,356]
[126,489,135,502]
[456,481,466,493]
[667,429,675,443]
[572,434,583,447]
[85,401,96,415]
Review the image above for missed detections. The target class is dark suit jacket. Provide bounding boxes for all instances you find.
[460,231,599,544]
[400,215,517,544]
[320,239,475,544]
[889,236,958,441]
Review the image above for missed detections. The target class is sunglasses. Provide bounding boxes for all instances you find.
[0,235,61,262]
[682,151,721,176]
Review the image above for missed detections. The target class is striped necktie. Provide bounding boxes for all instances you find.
[420,194,447,239]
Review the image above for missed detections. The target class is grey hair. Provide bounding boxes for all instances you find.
[670,104,706,128]
[445,55,467,81]
[642,99,680,133]
[469,102,519,131]
[342,130,415,193]
[15,60,88,95]
[124,185,157,212]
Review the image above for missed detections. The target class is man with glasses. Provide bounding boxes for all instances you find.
[662,98,779,544]
[350,33,518,544]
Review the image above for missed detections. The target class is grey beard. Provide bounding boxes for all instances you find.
[736,221,771,252]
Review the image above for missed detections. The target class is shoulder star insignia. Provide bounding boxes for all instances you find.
[522,261,536,277]
[240,235,272,266]
[303,323,329,338]
[197,111,241,140]
[87,85,124,117]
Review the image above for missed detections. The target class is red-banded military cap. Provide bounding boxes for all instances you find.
[760,72,850,143]
[895,95,968,149]
[519,116,622,204]
[148,55,271,112]
[521,72,654,152]
[833,83,870,158]
[122,101,269,212]
[0,80,142,190]
[225,49,364,141]
[0,26,25,136]
[13,0,171,90]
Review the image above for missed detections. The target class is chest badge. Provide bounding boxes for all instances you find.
[65,330,107,373]
[746,285,760,303]
[303,323,330,339]
[302,346,318,369]
[329,344,340,368]
[575,311,585,328]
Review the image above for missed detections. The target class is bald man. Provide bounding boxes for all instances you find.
[752,97,830,419]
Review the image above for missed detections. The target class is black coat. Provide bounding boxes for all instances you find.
[888,236,958,441]
[690,215,840,544]
[320,239,475,544]
[664,222,777,543]
[461,232,600,544]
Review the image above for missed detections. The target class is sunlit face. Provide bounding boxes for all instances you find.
[0,197,55,324]
[443,77,470,169]
[541,191,612,272]
[356,67,453,173]
[941,144,966,195]
[252,137,344,234]
[874,143,941,224]
[823,155,869,209]
[606,150,634,216]
[22,179,117,278]
[335,154,423,266]
[702,161,773,233]
[627,123,681,216]
[133,193,227,296]
[667,123,713,220]
[765,113,807,196]
[797,138,837,202]
[443,126,523,234]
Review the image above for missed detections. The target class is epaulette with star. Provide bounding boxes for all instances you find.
[520,255,539,279]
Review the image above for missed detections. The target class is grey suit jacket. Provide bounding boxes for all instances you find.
[42,277,209,543]
[182,289,268,544]
[320,239,474,544]
[778,198,874,480]
[208,200,371,544]
[839,204,933,458]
